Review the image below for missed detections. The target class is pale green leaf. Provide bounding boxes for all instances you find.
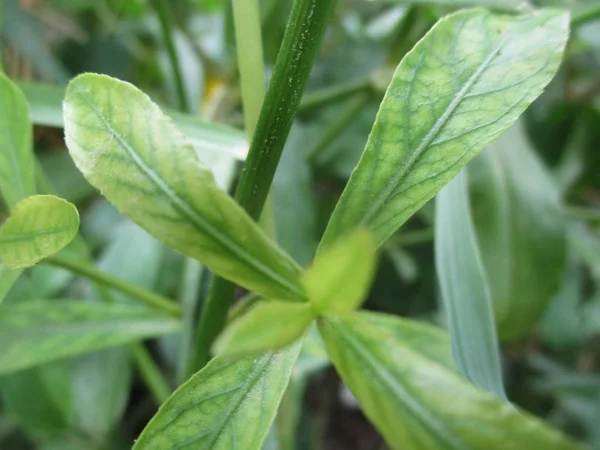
[63,73,305,301]
[0,264,21,307]
[319,8,570,251]
[18,81,248,161]
[435,169,505,399]
[468,121,566,340]
[134,343,302,450]
[0,72,36,208]
[304,229,377,315]
[0,195,80,269]
[215,301,314,358]
[0,300,181,375]
[318,311,583,450]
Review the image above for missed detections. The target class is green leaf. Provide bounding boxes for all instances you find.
[134,343,302,450]
[0,300,181,375]
[468,121,566,340]
[318,311,583,450]
[215,301,314,358]
[0,195,80,269]
[368,0,524,10]
[0,72,36,209]
[435,169,505,399]
[0,264,21,307]
[318,8,570,251]
[63,73,305,302]
[304,229,377,315]
[17,81,248,161]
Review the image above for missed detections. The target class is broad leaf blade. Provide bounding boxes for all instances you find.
[63,73,305,301]
[0,195,80,269]
[134,343,302,450]
[304,229,377,315]
[17,81,248,161]
[319,8,570,251]
[0,72,36,208]
[468,121,567,340]
[318,311,583,450]
[0,300,181,375]
[215,301,314,358]
[435,169,505,399]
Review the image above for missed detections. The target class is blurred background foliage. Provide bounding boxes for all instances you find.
[0,0,599,449]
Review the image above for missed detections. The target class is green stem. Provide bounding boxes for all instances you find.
[189,0,339,376]
[152,0,189,112]
[46,255,181,317]
[308,92,371,162]
[299,77,371,112]
[130,344,171,404]
[232,0,265,137]
[571,4,600,28]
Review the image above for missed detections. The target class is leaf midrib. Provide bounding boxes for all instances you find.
[0,226,69,243]
[78,94,304,300]
[358,16,511,230]
[327,318,469,450]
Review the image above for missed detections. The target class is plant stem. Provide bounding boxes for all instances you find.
[152,0,189,112]
[571,4,600,28]
[232,0,265,137]
[308,92,371,162]
[130,344,171,404]
[46,255,182,317]
[299,77,372,112]
[189,0,339,375]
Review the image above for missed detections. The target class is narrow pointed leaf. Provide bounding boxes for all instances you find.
[318,311,583,450]
[319,8,569,251]
[215,301,314,358]
[0,300,181,375]
[0,72,36,208]
[63,74,305,302]
[435,170,506,399]
[134,343,302,450]
[304,229,377,315]
[0,195,80,269]
[468,121,566,340]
